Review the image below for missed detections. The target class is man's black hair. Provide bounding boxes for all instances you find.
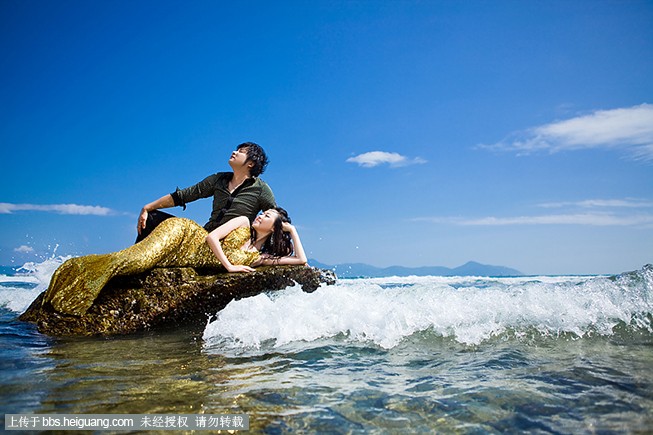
[237,142,269,177]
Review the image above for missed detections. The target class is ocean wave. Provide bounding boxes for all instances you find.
[0,275,39,284]
[203,265,653,349]
[0,256,70,313]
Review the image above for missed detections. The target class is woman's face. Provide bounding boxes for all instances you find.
[252,209,279,233]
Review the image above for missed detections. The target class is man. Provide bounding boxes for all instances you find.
[136,142,276,242]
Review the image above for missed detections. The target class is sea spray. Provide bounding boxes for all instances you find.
[0,255,71,312]
[203,266,653,349]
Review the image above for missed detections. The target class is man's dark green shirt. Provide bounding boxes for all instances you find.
[171,172,276,232]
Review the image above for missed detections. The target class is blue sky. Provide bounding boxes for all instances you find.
[2,0,652,275]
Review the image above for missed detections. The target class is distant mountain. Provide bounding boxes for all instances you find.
[308,260,522,278]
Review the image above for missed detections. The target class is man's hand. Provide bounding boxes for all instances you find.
[137,194,175,235]
[137,208,149,234]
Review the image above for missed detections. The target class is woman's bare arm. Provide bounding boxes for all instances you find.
[206,216,254,273]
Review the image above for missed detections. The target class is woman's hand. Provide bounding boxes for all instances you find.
[282,222,296,233]
[226,264,256,273]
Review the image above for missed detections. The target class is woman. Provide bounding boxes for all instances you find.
[43,207,307,316]
[206,207,307,273]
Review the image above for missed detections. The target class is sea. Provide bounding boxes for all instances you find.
[1,257,652,434]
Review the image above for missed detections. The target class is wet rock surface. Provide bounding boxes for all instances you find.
[20,266,337,337]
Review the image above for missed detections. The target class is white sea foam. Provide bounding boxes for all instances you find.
[16,256,71,289]
[203,267,653,349]
[0,275,39,284]
[0,285,43,313]
[0,256,70,313]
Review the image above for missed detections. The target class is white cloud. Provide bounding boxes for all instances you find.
[414,213,653,227]
[0,203,116,216]
[463,213,653,226]
[480,103,653,161]
[346,151,427,168]
[413,197,653,227]
[537,198,653,209]
[14,245,34,254]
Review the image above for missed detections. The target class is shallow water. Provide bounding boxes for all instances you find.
[1,261,652,433]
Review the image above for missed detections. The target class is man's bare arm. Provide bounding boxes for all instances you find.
[137,194,175,234]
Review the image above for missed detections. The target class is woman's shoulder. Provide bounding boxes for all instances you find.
[224,224,251,240]
[222,226,252,250]
[231,225,250,236]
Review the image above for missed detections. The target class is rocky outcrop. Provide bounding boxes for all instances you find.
[20,266,337,337]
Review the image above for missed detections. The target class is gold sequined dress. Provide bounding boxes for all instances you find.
[43,218,260,316]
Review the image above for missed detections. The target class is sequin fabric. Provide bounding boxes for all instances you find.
[43,218,259,316]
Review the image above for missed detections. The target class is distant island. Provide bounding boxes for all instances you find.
[308,260,523,278]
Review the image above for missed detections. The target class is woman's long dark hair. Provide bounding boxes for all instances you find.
[252,207,294,258]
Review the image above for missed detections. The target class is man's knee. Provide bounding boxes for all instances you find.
[135,210,176,243]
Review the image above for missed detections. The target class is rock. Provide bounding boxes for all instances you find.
[19,265,337,337]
